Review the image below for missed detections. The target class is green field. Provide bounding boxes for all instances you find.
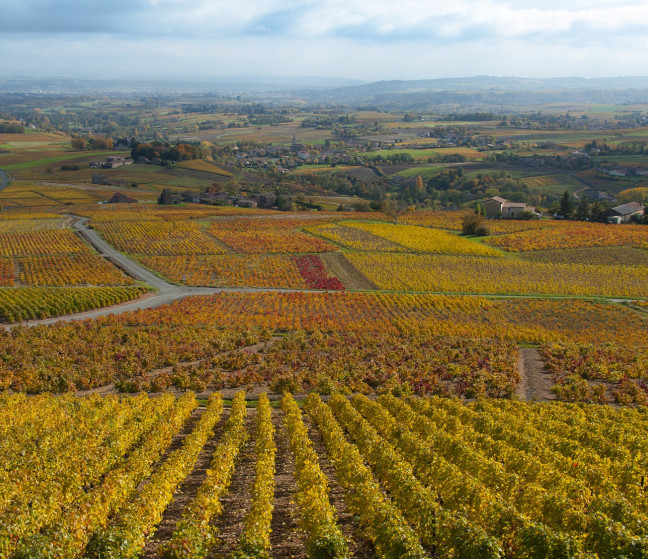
[2,151,124,171]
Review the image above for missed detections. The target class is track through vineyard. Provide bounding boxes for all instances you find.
[268,411,309,558]
[209,410,257,556]
[141,407,227,558]
[303,413,382,558]
[515,347,554,401]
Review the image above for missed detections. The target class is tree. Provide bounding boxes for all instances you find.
[616,186,648,205]
[576,196,591,221]
[560,190,574,218]
[206,182,224,194]
[89,136,113,150]
[414,175,425,199]
[381,198,412,225]
[224,181,240,196]
[71,138,87,151]
[590,200,604,222]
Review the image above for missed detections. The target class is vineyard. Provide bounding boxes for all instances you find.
[3,112,648,559]
[138,255,310,288]
[18,254,135,286]
[0,286,148,323]
[50,210,648,299]
[519,245,648,266]
[94,220,229,255]
[346,253,648,297]
[0,217,134,289]
[1,291,648,396]
[342,221,502,256]
[486,222,648,251]
[522,175,565,187]
[108,291,648,346]
[0,229,89,257]
[1,391,647,559]
[306,222,414,252]
[208,221,339,254]
[540,342,648,405]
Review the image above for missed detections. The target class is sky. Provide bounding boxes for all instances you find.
[1,0,648,82]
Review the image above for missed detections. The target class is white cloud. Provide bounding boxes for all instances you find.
[1,1,648,79]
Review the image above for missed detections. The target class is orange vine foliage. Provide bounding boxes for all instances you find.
[0,230,89,256]
[139,255,308,288]
[94,220,227,255]
[486,222,648,251]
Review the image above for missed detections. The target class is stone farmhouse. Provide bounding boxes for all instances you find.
[483,196,536,219]
[608,202,645,224]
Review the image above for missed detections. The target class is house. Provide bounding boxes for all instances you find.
[181,191,202,204]
[107,192,137,204]
[608,202,645,223]
[483,196,535,219]
[158,188,182,205]
[104,156,132,169]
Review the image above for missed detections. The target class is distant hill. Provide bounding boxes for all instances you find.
[288,76,648,110]
[3,75,648,110]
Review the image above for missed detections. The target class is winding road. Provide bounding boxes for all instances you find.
[0,169,9,193]
[11,217,321,328]
[6,214,645,328]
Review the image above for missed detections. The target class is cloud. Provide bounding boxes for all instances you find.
[1,0,647,80]
[3,0,648,41]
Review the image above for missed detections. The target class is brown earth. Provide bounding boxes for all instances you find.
[321,252,376,290]
[304,415,376,558]
[211,410,257,556]
[269,410,309,558]
[515,347,555,402]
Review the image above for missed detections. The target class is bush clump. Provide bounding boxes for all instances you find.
[462,213,490,236]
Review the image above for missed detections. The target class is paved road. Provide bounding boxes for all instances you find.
[0,169,9,193]
[6,215,645,328]
[9,217,321,328]
[72,217,184,291]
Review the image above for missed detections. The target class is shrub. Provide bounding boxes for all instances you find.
[474,224,491,236]
[462,213,490,236]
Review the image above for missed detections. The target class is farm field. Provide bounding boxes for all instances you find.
[486,222,648,251]
[1,390,647,559]
[138,254,310,288]
[0,217,135,288]
[360,146,485,161]
[175,159,234,176]
[3,96,648,559]
[346,253,648,298]
[2,290,648,395]
[341,221,502,256]
[94,220,229,256]
[0,285,148,323]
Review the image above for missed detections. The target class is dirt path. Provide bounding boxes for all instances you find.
[269,410,308,558]
[142,407,229,558]
[515,347,555,402]
[211,410,257,556]
[304,415,376,558]
[321,252,376,290]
